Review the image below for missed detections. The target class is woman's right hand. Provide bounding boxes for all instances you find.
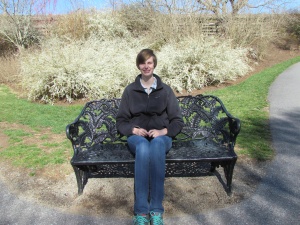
[132,127,149,137]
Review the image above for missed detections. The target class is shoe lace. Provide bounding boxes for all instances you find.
[150,212,164,225]
[133,215,149,225]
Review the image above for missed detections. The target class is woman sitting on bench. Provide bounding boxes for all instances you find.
[116,49,184,225]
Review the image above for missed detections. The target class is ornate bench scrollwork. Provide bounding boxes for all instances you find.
[66,95,240,195]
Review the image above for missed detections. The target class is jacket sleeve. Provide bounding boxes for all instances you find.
[165,89,185,137]
[116,88,134,136]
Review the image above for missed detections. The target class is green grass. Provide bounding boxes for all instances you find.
[0,55,300,171]
[1,143,66,168]
[0,85,83,133]
[4,129,32,144]
[0,86,81,171]
[0,128,70,169]
[205,56,300,160]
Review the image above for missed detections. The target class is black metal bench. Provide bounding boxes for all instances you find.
[66,95,240,195]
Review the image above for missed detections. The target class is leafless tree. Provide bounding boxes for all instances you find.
[0,0,56,51]
[194,0,292,36]
[197,0,292,18]
[138,0,201,14]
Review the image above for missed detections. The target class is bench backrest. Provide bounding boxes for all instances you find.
[69,95,239,150]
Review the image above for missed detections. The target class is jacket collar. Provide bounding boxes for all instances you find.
[133,74,163,91]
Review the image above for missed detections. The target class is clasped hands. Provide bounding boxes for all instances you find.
[132,127,167,138]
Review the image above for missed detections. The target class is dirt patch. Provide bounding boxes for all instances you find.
[0,132,9,149]
[0,46,299,218]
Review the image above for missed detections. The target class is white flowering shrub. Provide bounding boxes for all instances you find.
[21,30,251,104]
[50,11,132,42]
[21,36,140,103]
[156,37,251,93]
[87,12,132,41]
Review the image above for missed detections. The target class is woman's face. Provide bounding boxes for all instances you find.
[139,56,155,78]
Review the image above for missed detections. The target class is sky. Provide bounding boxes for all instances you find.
[48,0,110,14]
[0,0,298,15]
[33,0,300,15]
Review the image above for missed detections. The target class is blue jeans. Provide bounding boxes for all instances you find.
[127,135,172,214]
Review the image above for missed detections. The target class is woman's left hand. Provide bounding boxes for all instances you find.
[148,128,167,138]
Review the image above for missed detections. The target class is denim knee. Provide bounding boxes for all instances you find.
[127,135,150,154]
[150,136,172,154]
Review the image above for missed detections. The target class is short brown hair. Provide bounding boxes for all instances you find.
[136,49,157,69]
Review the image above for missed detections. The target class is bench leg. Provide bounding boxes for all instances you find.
[72,165,88,195]
[223,159,237,194]
[210,162,217,172]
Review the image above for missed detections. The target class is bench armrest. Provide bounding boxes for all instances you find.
[205,95,241,148]
[228,116,241,147]
[66,122,78,142]
[66,121,81,155]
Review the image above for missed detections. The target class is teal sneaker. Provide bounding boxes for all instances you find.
[133,214,149,225]
[150,211,164,225]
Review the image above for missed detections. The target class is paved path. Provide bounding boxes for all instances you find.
[1,63,300,225]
